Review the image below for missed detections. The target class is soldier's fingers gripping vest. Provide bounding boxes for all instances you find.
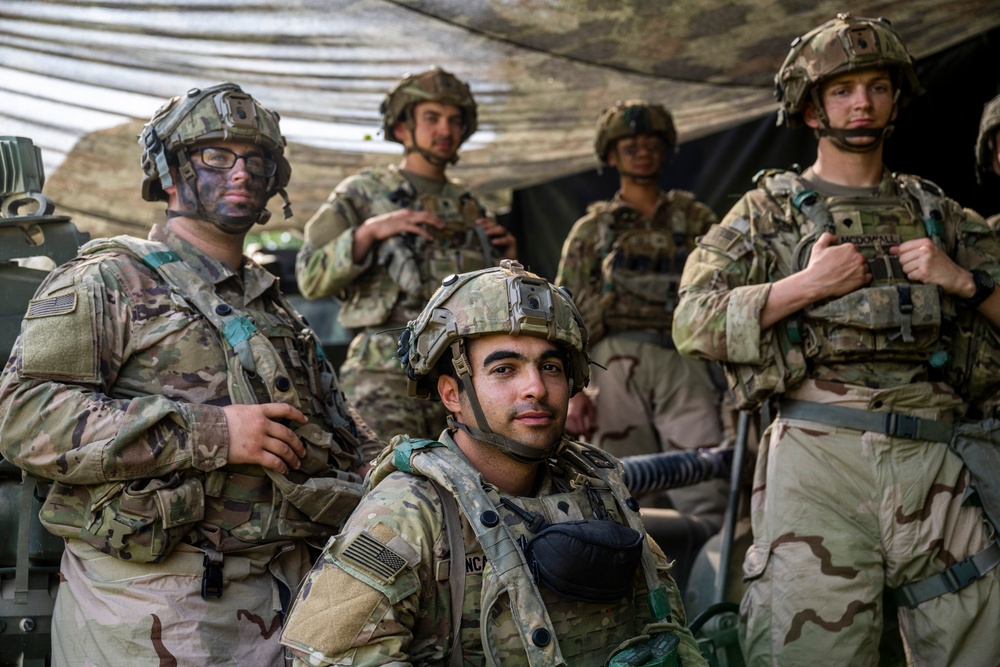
[796,196,945,365]
[377,192,493,301]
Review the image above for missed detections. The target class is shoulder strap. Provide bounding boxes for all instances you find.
[894,173,950,252]
[392,439,569,667]
[757,169,835,234]
[83,235,297,408]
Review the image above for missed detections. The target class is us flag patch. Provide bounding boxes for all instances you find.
[341,532,408,584]
[25,293,77,319]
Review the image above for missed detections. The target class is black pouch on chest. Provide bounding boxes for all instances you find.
[523,519,643,603]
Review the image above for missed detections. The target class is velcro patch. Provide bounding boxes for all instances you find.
[699,224,743,252]
[25,293,77,319]
[341,531,408,584]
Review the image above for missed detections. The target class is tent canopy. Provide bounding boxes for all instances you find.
[3,0,1000,237]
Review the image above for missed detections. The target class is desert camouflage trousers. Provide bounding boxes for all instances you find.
[52,538,311,666]
[339,329,448,451]
[741,381,1000,666]
[588,333,727,525]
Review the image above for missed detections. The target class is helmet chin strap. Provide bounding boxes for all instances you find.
[809,87,897,154]
[404,114,461,166]
[166,150,275,234]
[447,339,560,464]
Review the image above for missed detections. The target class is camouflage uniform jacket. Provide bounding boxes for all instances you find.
[0,224,375,560]
[281,432,706,667]
[556,189,717,344]
[673,168,1000,407]
[296,164,495,329]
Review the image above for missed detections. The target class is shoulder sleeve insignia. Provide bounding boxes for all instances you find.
[25,292,77,319]
[340,531,409,584]
[699,224,743,252]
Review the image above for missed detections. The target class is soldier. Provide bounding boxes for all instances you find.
[0,83,377,665]
[280,261,708,667]
[555,101,726,585]
[975,92,1000,228]
[673,14,1000,664]
[295,67,516,450]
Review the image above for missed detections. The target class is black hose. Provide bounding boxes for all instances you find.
[620,447,734,496]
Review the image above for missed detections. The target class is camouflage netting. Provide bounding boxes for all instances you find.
[3,0,1000,238]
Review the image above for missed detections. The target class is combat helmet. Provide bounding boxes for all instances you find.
[775,14,921,150]
[397,260,590,462]
[594,100,677,164]
[138,82,292,230]
[975,94,1000,183]
[380,67,478,163]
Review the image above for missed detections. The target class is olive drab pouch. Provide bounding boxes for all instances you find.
[41,474,204,563]
[524,519,644,603]
[801,283,942,362]
[599,227,682,331]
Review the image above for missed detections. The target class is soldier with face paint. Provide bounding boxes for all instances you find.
[295,67,517,452]
[280,261,708,667]
[673,15,1000,665]
[0,83,376,665]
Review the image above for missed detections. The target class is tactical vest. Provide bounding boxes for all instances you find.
[39,237,364,562]
[594,191,697,333]
[338,166,496,328]
[762,170,955,367]
[368,437,673,667]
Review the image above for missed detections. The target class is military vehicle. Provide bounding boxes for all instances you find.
[0,136,89,667]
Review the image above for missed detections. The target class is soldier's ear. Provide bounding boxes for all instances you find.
[438,374,462,413]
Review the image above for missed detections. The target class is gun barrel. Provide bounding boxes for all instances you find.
[620,448,733,497]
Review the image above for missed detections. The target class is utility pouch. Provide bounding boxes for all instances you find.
[267,468,364,537]
[804,283,941,331]
[68,474,203,563]
[950,419,1000,531]
[523,519,643,603]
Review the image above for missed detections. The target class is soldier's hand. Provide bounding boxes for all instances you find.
[223,403,308,474]
[352,209,445,263]
[477,217,518,260]
[891,238,970,295]
[566,392,597,440]
[804,232,871,299]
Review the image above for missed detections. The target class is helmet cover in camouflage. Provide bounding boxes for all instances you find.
[399,259,590,400]
[594,100,678,162]
[380,67,478,145]
[975,94,1000,179]
[775,14,922,127]
[139,82,291,203]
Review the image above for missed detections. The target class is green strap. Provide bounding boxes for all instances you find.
[141,250,181,269]
[392,438,442,474]
[779,399,954,443]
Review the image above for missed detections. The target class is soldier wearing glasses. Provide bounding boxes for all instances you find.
[0,83,375,665]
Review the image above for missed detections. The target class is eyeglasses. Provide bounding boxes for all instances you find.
[191,147,277,178]
[617,138,666,157]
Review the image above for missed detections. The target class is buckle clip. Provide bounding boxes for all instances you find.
[201,554,224,598]
[943,556,979,593]
[883,412,920,439]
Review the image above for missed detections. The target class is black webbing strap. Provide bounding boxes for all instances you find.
[893,540,1000,608]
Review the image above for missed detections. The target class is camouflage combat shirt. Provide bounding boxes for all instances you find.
[0,224,375,555]
[281,431,705,667]
[295,164,494,329]
[556,189,717,344]
[673,168,1000,394]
